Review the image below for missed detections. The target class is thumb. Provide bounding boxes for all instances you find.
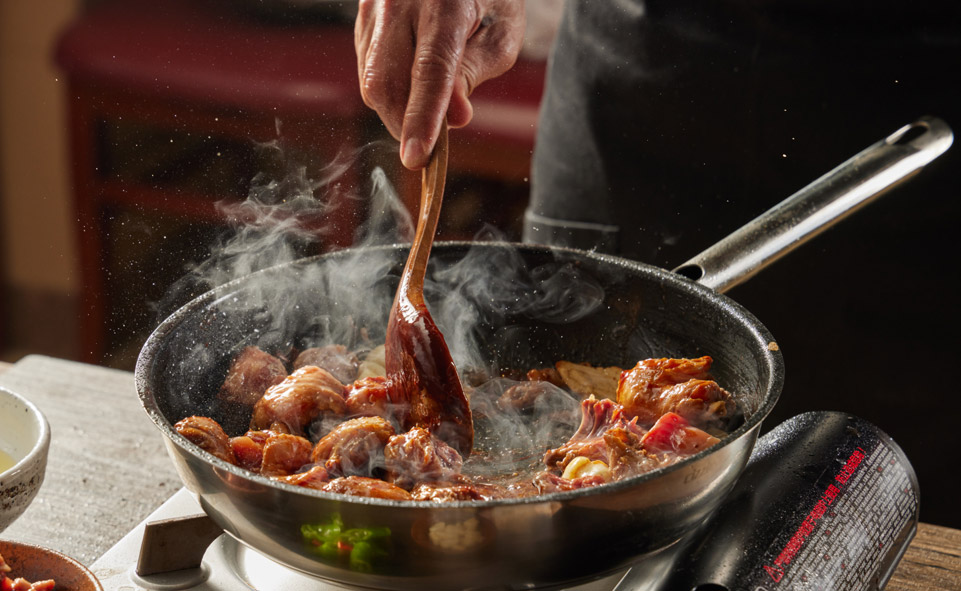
[447,76,474,129]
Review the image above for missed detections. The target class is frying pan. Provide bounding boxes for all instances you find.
[136,117,951,590]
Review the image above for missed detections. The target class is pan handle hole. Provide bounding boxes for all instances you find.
[674,264,704,282]
[889,121,928,145]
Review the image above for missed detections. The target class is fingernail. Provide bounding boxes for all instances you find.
[401,138,425,169]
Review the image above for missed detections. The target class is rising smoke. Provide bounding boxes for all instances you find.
[151,133,611,473]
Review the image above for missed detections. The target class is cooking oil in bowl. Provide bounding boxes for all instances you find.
[0,448,15,473]
[0,387,51,532]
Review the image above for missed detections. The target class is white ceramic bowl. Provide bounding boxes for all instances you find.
[0,387,50,532]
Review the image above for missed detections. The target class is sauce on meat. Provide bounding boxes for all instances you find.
[383,121,473,458]
[176,347,740,502]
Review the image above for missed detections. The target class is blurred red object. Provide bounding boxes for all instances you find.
[54,0,546,364]
[54,0,366,364]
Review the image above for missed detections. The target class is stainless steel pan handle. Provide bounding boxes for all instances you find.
[674,116,954,293]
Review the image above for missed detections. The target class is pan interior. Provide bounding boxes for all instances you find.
[141,241,779,482]
[135,241,784,589]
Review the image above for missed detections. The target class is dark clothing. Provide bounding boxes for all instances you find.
[525,0,961,528]
[528,0,961,262]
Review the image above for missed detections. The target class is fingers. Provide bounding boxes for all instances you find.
[446,76,474,130]
[356,0,416,140]
[400,6,476,169]
[446,6,527,131]
[463,6,527,84]
[355,0,527,170]
[354,0,376,104]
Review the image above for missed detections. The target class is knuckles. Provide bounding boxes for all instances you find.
[355,0,526,139]
[360,69,406,137]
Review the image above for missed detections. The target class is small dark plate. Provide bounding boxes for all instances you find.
[0,540,102,591]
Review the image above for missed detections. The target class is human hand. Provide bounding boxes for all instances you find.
[355,0,526,169]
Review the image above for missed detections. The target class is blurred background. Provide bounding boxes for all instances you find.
[1,0,959,531]
[1,0,82,363]
[0,0,559,368]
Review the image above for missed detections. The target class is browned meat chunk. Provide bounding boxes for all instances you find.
[218,346,287,406]
[384,427,464,490]
[272,465,330,489]
[294,345,360,384]
[616,356,735,428]
[496,380,558,412]
[543,397,643,471]
[260,433,313,476]
[604,424,664,479]
[322,476,412,500]
[229,433,266,472]
[344,376,396,422]
[310,416,395,478]
[654,380,737,431]
[541,396,668,483]
[525,367,565,387]
[250,366,347,435]
[410,483,488,502]
[174,416,235,464]
[640,412,721,457]
[228,429,314,475]
[531,471,608,494]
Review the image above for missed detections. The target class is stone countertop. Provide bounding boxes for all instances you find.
[0,355,180,564]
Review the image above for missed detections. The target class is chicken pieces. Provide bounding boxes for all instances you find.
[218,346,287,407]
[384,427,464,491]
[616,356,736,430]
[174,416,235,464]
[541,383,730,489]
[311,416,395,478]
[260,433,314,477]
[250,366,347,436]
[177,348,738,502]
[293,345,359,384]
[344,376,396,422]
[542,397,662,482]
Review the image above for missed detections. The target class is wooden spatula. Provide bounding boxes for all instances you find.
[384,122,473,457]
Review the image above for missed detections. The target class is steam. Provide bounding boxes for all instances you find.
[466,378,581,478]
[154,131,608,473]
[359,166,415,246]
[155,138,412,318]
[156,131,606,366]
[429,231,606,370]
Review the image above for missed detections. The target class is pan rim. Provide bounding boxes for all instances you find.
[135,240,784,509]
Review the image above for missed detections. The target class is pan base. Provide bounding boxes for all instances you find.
[94,488,630,591]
